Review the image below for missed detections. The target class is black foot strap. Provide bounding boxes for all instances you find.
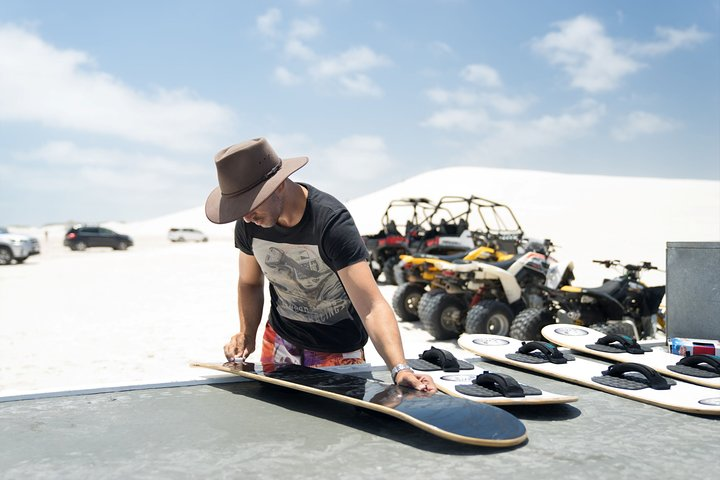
[667,354,720,378]
[475,371,524,397]
[592,362,674,390]
[407,346,474,371]
[506,341,572,364]
[585,334,649,355]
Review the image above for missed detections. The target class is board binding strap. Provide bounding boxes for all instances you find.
[541,324,720,389]
[407,347,577,405]
[458,333,720,416]
[192,361,528,448]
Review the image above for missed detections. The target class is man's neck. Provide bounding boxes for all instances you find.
[277,181,308,228]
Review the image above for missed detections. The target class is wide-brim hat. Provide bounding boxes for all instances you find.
[205,137,308,224]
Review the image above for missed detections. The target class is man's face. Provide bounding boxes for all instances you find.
[242,188,283,228]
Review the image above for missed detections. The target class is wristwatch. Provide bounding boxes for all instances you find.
[391,363,413,383]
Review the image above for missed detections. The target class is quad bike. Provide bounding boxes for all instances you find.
[362,197,437,282]
[509,260,666,341]
[416,239,575,340]
[392,195,525,287]
[391,241,517,322]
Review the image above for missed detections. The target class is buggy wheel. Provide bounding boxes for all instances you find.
[391,282,426,322]
[465,300,514,336]
[418,291,466,340]
[509,308,554,341]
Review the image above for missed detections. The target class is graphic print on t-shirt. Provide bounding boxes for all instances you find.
[253,238,350,325]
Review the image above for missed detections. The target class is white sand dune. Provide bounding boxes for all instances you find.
[1,167,718,399]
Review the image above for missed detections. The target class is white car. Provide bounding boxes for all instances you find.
[168,228,208,242]
[0,227,33,265]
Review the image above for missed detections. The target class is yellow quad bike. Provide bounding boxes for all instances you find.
[390,195,525,286]
[416,240,574,340]
[392,195,525,322]
[391,243,516,322]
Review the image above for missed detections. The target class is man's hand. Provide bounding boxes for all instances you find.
[224,332,256,362]
[395,370,437,393]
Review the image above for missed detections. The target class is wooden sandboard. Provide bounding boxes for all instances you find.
[458,334,720,416]
[541,324,720,389]
[406,349,577,406]
[192,362,527,447]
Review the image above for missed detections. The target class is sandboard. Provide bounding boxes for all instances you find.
[541,324,720,389]
[192,361,527,447]
[458,334,720,416]
[406,347,578,406]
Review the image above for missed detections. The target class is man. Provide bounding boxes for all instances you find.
[205,137,435,392]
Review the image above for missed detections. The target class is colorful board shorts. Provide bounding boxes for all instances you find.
[260,322,365,367]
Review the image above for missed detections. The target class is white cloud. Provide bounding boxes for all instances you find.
[461,64,502,87]
[465,99,606,160]
[16,141,206,192]
[273,66,302,85]
[425,88,533,115]
[532,15,643,92]
[255,11,391,96]
[0,25,235,152]
[421,108,493,133]
[321,135,392,181]
[257,8,282,37]
[284,38,317,61]
[289,17,322,40]
[422,99,606,162]
[611,111,679,141]
[429,41,455,56]
[627,25,711,56]
[533,17,711,93]
[426,88,479,107]
[312,46,390,78]
[338,74,383,97]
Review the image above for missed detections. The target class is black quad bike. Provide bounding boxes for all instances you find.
[509,260,666,341]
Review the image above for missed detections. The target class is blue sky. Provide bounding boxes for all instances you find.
[1,0,718,226]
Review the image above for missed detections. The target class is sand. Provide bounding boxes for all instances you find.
[1,166,718,399]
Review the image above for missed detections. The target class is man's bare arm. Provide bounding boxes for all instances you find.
[224,251,265,361]
[338,261,436,392]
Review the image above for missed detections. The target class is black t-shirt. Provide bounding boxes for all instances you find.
[235,183,370,352]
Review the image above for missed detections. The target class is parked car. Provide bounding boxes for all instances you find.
[63,225,133,251]
[168,228,208,242]
[28,236,41,256]
[0,226,33,265]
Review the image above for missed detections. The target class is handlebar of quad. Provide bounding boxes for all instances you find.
[592,259,659,272]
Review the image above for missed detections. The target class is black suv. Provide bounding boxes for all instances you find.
[64,225,134,251]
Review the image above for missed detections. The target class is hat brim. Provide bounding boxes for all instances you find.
[205,156,308,224]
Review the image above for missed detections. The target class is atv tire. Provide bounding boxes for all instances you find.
[509,308,555,341]
[465,300,514,336]
[391,282,425,322]
[418,290,466,340]
[382,257,399,285]
[393,262,407,285]
[593,321,636,337]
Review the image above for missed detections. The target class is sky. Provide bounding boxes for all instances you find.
[0,0,718,227]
